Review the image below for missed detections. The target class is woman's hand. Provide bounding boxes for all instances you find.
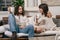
[36,27,43,33]
[34,26,44,33]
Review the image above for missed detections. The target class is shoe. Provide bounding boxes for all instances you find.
[11,31,17,40]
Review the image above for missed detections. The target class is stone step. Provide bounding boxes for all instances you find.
[0,38,28,40]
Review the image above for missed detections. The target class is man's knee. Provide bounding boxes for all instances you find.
[27,24,34,28]
[4,31,12,37]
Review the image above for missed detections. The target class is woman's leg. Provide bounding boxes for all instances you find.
[19,24,34,37]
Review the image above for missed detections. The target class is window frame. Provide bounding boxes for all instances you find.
[24,0,41,11]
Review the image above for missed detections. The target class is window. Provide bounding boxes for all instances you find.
[0,0,12,11]
[24,0,41,11]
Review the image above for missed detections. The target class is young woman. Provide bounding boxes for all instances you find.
[34,4,56,32]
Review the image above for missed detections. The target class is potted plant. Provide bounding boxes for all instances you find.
[11,0,24,14]
[12,0,24,7]
[0,0,2,3]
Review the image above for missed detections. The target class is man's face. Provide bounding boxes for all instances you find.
[18,6,23,14]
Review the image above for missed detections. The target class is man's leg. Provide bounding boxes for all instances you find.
[0,26,5,33]
[4,31,17,40]
[4,31,12,37]
[0,26,6,38]
[26,25,34,37]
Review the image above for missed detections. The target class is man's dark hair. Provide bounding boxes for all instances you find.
[14,5,24,16]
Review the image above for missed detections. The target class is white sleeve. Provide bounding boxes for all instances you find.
[38,17,45,23]
[50,18,56,30]
[45,18,56,30]
[38,18,42,23]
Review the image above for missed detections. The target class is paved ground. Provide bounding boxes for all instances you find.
[29,36,55,40]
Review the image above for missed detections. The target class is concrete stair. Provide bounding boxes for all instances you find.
[0,38,28,40]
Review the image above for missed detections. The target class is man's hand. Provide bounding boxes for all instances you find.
[19,25,25,29]
[8,6,11,12]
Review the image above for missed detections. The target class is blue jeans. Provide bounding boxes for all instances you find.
[8,13,34,37]
[19,24,34,37]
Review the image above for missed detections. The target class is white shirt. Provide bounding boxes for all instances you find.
[19,15,27,23]
[27,16,35,25]
[45,17,56,30]
[38,16,56,30]
[15,15,27,26]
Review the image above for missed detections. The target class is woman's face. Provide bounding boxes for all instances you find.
[39,8,43,14]
[18,6,23,14]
